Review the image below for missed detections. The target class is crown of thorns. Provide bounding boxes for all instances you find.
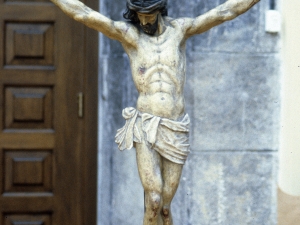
[127,0,167,14]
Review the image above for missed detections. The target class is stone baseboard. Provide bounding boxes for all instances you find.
[278,187,300,225]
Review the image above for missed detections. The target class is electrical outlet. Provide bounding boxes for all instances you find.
[265,10,281,33]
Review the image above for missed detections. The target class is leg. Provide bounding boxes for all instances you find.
[161,158,183,225]
[136,140,163,225]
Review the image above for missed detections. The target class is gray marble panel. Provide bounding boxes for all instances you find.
[111,148,144,225]
[103,151,277,225]
[191,5,280,53]
[98,54,137,224]
[188,53,280,151]
[99,0,127,55]
[97,1,280,224]
[98,54,135,158]
[172,151,277,225]
[171,0,280,53]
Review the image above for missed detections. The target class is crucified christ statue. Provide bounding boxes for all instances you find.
[50,0,260,224]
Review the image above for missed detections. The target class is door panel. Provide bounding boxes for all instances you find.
[0,0,98,224]
[5,87,53,129]
[5,22,54,68]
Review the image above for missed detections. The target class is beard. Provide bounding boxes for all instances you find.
[140,17,158,35]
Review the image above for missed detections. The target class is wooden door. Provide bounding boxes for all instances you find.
[0,0,98,224]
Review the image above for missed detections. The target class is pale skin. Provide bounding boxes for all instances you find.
[50,0,260,224]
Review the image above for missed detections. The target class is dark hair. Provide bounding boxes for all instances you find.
[123,2,168,22]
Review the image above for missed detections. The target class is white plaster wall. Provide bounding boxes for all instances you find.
[278,0,300,196]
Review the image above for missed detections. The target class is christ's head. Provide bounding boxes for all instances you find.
[123,0,168,35]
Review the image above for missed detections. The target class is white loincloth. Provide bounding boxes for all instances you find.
[115,107,190,164]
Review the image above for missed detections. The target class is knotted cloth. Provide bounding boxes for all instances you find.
[115,107,190,164]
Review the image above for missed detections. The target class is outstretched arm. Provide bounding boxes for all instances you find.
[182,0,260,38]
[51,0,138,44]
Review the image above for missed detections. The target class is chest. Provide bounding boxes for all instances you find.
[127,26,186,64]
[142,31,183,55]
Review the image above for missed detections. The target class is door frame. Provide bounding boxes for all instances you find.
[80,0,98,223]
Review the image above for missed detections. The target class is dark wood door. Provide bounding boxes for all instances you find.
[0,0,98,224]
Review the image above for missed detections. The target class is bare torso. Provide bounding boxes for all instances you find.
[122,17,186,120]
[51,0,260,120]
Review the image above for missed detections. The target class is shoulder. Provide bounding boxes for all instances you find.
[168,17,194,28]
[166,16,194,34]
[114,21,139,35]
[113,21,140,46]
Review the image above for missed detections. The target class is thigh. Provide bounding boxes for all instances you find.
[161,158,183,203]
[135,119,163,193]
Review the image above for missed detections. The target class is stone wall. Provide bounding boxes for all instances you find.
[97,0,280,224]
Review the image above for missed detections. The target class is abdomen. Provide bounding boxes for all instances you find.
[136,93,185,120]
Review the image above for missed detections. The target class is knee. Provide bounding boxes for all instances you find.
[145,191,162,212]
[162,205,170,218]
